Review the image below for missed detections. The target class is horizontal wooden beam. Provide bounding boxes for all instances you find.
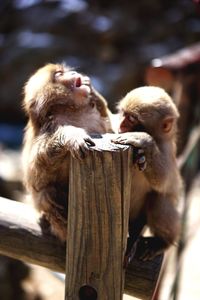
[0,196,66,272]
[0,196,163,299]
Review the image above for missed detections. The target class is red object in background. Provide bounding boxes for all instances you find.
[193,0,200,14]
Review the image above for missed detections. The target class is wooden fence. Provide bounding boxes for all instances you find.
[0,134,163,300]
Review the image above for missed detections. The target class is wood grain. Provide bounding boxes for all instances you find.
[0,196,162,299]
[0,134,163,299]
[65,134,133,300]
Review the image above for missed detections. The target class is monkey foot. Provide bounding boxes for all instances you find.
[134,148,147,171]
[123,242,137,268]
[123,236,165,267]
[136,237,166,261]
[39,214,51,235]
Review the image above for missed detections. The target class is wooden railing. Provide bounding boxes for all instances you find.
[0,135,163,300]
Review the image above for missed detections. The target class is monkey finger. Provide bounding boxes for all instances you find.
[139,251,150,261]
[137,148,145,155]
[70,149,83,160]
[140,250,156,261]
[137,156,147,171]
[70,143,88,160]
[133,148,144,159]
[138,237,164,261]
[84,137,96,147]
[78,143,90,159]
[111,137,128,144]
[73,150,86,160]
[138,242,155,261]
[123,243,137,268]
[138,162,147,171]
[113,137,143,148]
[110,137,119,143]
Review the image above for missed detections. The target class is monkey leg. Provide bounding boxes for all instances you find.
[124,214,146,268]
[39,208,68,242]
[136,236,168,261]
[39,205,67,242]
[45,210,67,242]
[142,192,180,261]
[34,188,68,242]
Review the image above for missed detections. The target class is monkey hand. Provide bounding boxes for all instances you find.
[112,132,156,171]
[60,128,95,160]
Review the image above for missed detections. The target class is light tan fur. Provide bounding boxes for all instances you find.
[112,86,182,260]
[22,63,112,241]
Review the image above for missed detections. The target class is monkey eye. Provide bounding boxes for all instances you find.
[133,123,146,132]
[54,71,63,79]
[68,71,78,76]
[127,115,136,123]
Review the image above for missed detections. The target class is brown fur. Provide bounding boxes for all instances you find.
[22,63,112,241]
[112,86,182,260]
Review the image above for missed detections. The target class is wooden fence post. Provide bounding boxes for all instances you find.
[65,134,132,300]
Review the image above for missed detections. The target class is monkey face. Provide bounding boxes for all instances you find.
[23,64,97,126]
[53,67,91,105]
[24,64,92,109]
[117,87,179,138]
[118,111,146,134]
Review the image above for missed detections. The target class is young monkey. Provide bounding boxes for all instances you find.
[112,86,182,261]
[22,63,112,241]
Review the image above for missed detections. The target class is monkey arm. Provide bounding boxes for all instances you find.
[126,190,180,262]
[55,125,96,159]
[29,125,95,167]
[135,191,181,261]
[112,132,177,192]
[90,87,109,117]
[146,192,180,245]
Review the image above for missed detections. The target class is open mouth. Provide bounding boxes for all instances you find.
[75,77,82,88]
[73,75,91,98]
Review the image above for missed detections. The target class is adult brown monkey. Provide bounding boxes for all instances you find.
[112,86,182,262]
[22,63,112,241]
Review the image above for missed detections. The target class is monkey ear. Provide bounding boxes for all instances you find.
[28,100,42,128]
[162,116,174,133]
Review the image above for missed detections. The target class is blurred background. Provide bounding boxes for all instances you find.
[0,0,199,299]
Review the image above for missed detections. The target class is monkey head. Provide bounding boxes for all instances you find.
[117,86,179,140]
[23,63,110,131]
